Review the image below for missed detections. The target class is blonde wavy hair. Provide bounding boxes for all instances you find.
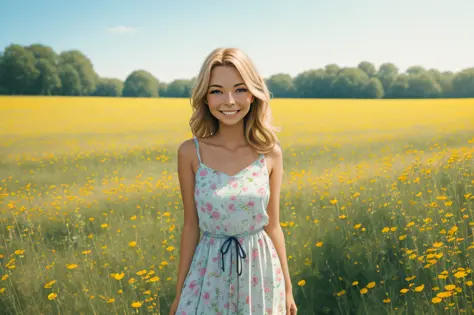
[189,47,281,154]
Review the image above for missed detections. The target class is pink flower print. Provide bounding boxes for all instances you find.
[255,213,262,223]
[206,202,213,212]
[203,291,210,303]
[264,287,271,293]
[252,248,259,259]
[210,183,217,190]
[200,206,205,213]
[199,169,208,177]
[216,225,220,230]
[196,188,200,196]
[193,287,200,296]
[224,303,229,309]
[227,203,236,212]
[276,267,282,275]
[212,211,221,220]
[209,238,215,245]
[231,181,238,189]
[258,187,266,196]
[248,200,255,207]
[200,268,206,277]
[230,284,235,296]
[181,311,187,315]
[189,280,197,290]
[242,186,248,192]
[258,239,264,246]
[230,195,237,201]
[265,308,273,314]
[251,275,258,287]
[252,171,258,177]
[249,225,255,232]
[246,295,251,305]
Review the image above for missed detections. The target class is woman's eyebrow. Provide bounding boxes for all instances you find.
[208,83,246,88]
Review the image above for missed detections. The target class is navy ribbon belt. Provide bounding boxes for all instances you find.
[203,227,264,277]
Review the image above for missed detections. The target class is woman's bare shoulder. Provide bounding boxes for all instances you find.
[177,138,198,174]
[265,141,282,159]
[264,141,283,176]
[178,138,196,154]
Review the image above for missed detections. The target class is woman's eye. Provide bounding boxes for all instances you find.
[209,88,247,94]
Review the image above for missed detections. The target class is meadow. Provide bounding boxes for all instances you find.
[0,96,474,315]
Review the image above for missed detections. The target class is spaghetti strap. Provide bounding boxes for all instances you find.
[193,136,202,164]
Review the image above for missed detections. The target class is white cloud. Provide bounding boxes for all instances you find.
[106,26,138,34]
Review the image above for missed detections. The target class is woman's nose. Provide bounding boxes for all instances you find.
[224,92,235,104]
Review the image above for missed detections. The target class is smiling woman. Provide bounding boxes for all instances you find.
[168,48,298,315]
[188,48,280,153]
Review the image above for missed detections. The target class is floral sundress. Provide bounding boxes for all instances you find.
[175,136,286,315]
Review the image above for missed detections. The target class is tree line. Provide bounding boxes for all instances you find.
[0,43,473,99]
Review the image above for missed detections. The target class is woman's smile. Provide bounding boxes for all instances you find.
[219,109,241,117]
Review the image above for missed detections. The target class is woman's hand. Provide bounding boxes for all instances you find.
[286,292,297,314]
[168,296,180,315]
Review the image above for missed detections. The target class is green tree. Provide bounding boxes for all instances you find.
[293,69,335,98]
[389,74,410,98]
[58,50,97,95]
[266,73,295,98]
[26,44,61,95]
[405,72,442,98]
[358,61,376,77]
[122,70,159,97]
[164,79,194,97]
[0,44,39,94]
[158,82,168,96]
[452,68,474,98]
[58,64,81,96]
[332,68,370,98]
[293,70,318,98]
[439,71,454,97]
[365,77,384,98]
[93,78,124,96]
[406,66,426,76]
[34,59,61,95]
[376,63,398,96]
[325,64,340,76]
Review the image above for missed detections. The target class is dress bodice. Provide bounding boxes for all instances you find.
[193,137,270,236]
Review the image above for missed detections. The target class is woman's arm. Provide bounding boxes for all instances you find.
[264,143,293,294]
[174,140,201,298]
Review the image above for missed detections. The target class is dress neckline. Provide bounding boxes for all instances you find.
[197,154,264,178]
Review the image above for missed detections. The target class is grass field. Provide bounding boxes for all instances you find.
[1,96,474,315]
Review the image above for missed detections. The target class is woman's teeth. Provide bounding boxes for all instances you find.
[221,110,239,115]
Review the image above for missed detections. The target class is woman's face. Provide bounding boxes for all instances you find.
[205,65,255,126]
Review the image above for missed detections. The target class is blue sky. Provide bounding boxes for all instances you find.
[1,0,473,83]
